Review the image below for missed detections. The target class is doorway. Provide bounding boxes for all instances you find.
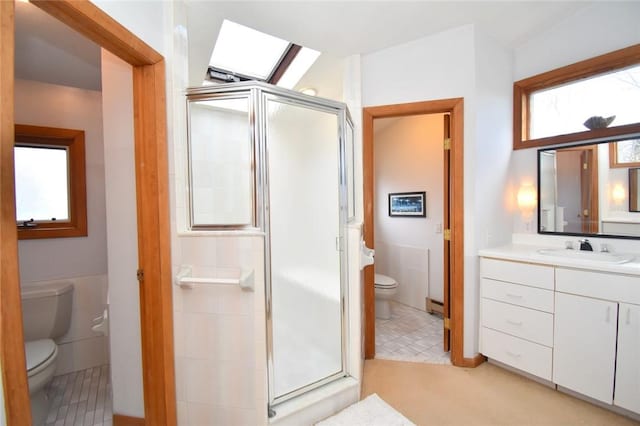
[372,113,449,364]
[363,98,478,367]
[0,2,175,424]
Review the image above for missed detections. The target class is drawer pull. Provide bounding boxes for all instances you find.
[506,319,523,326]
[506,293,523,299]
[506,350,521,358]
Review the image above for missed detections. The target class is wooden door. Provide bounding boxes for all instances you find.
[579,148,599,234]
[443,114,451,352]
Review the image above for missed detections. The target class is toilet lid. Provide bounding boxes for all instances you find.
[375,274,397,288]
[25,339,56,374]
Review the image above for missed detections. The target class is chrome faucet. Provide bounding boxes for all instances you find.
[579,238,593,251]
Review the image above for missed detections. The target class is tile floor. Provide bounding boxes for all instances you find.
[44,364,112,426]
[375,301,451,364]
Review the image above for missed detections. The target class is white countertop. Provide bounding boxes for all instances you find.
[479,243,640,276]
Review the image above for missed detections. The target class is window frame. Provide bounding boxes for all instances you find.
[513,43,640,150]
[15,124,87,239]
[609,139,640,169]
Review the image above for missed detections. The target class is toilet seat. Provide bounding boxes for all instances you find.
[25,339,57,378]
[374,273,398,288]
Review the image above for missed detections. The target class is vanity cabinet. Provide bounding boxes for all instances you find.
[614,303,640,414]
[480,254,640,417]
[479,258,555,380]
[552,292,617,404]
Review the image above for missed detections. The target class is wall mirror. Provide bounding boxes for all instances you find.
[538,135,640,239]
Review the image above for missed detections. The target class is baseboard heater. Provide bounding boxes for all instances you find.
[425,297,444,315]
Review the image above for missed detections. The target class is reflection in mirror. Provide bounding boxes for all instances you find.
[187,97,255,229]
[538,135,640,239]
[630,168,640,212]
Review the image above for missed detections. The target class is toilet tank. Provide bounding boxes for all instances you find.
[21,281,74,341]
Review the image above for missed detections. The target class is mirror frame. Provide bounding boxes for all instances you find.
[537,135,640,240]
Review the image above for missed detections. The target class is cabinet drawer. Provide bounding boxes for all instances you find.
[482,278,554,313]
[481,258,554,290]
[481,327,552,381]
[482,298,553,346]
[556,268,640,304]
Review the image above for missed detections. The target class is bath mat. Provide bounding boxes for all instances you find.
[315,393,415,426]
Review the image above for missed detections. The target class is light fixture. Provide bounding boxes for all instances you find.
[517,183,537,232]
[612,183,626,205]
[300,87,317,96]
[517,183,537,214]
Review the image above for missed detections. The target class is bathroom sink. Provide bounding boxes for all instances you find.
[536,248,635,264]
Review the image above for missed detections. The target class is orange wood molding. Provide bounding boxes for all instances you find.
[362,98,465,366]
[458,354,487,368]
[513,43,640,150]
[114,414,146,426]
[0,1,32,423]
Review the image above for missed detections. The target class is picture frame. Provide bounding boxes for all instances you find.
[388,191,426,217]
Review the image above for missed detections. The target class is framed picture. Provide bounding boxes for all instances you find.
[388,191,426,217]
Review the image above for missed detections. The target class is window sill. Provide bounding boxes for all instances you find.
[514,122,640,150]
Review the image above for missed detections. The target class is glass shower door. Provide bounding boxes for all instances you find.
[265,95,346,405]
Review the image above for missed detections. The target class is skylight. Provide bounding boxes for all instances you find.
[209,20,290,81]
[207,19,320,89]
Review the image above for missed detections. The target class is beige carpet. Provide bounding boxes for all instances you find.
[362,359,639,426]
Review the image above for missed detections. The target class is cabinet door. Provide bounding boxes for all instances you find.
[553,292,617,404]
[615,303,640,414]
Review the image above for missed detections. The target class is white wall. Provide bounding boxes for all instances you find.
[362,24,513,357]
[15,79,110,374]
[101,49,144,417]
[510,1,640,244]
[374,115,444,308]
[15,79,107,283]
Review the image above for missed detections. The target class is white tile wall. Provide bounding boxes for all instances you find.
[174,236,268,425]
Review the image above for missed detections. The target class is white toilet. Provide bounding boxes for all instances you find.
[374,273,399,320]
[21,281,74,426]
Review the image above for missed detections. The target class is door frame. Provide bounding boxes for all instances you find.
[1,2,176,424]
[363,98,480,367]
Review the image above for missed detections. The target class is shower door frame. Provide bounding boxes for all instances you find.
[258,87,351,408]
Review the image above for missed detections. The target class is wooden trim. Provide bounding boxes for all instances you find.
[458,354,487,368]
[513,43,640,150]
[609,140,640,169]
[0,1,32,423]
[1,1,176,425]
[133,61,177,424]
[114,414,146,426]
[15,124,87,239]
[362,98,467,367]
[363,108,375,359]
[426,298,444,315]
[442,113,451,353]
[630,169,639,212]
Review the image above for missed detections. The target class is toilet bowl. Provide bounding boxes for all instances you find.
[21,281,73,426]
[374,273,399,320]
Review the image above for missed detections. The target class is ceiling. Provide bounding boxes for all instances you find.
[14,1,596,91]
[15,1,101,91]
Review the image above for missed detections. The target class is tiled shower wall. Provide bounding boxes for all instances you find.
[174,236,268,425]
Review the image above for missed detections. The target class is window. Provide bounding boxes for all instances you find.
[15,124,87,239]
[513,44,640,150]
[609,137,640,168]
[206,20,320,88]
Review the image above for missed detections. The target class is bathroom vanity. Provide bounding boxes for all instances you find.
[478,245,640,417]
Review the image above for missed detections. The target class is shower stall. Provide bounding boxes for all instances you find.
[185,81,356,416]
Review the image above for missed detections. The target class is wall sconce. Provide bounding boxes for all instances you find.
[517,183,537,232]
[517,183,537,217]
[612,183,626,206]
